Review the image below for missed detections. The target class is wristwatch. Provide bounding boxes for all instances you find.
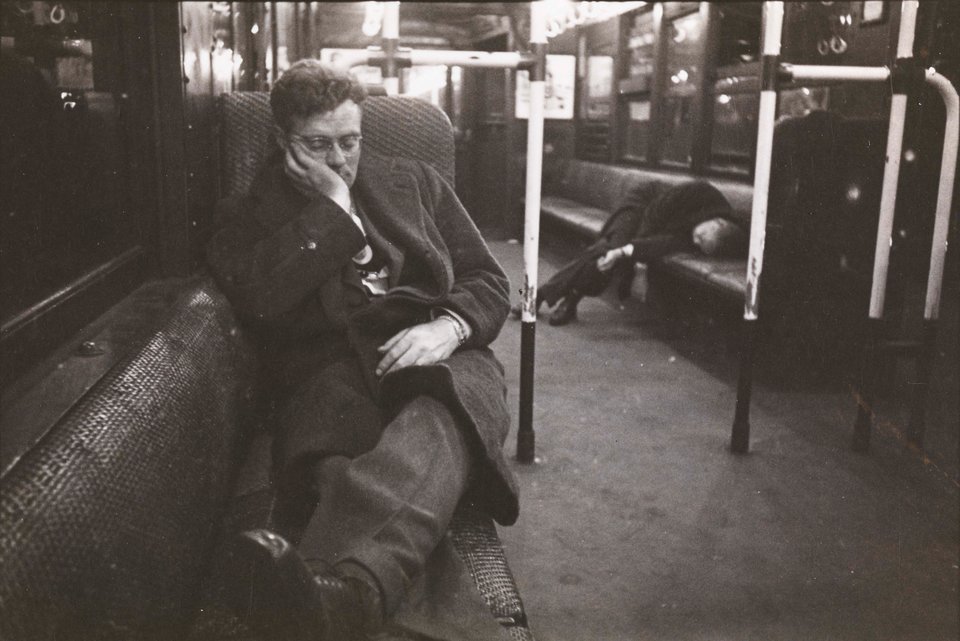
[437,313,468,347]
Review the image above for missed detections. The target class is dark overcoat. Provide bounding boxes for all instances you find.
[539,181,668,304]
[207,151,518,526]
[539,180,736,303]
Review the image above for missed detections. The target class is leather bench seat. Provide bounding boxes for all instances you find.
[660,253,747,300]
[0,276,535,641]
[1,96,537,641]
[553,162,643,213]
[540,195,609,237]
[534,158,754,303]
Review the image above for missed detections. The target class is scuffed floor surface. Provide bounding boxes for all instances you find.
[488,240,958,641]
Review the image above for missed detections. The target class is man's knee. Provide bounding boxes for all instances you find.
[392,395,460,441]
[382,394,472,483]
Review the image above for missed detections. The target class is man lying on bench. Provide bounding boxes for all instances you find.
[513,179,746,325]
[207,60,518,641]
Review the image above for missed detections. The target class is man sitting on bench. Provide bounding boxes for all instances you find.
[207,60,518,641]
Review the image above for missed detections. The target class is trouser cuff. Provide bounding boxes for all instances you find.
[337,547,409,618]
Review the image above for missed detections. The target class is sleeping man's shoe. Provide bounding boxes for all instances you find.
[548,295,579,326]
[225,529,378,641]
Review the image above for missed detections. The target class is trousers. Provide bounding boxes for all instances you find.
[538,231,691,306]
[294,394,472,616]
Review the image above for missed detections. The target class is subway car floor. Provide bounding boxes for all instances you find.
[486,239,958,641]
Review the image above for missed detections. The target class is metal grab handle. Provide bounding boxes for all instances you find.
[49,3,65,24]
[904,69,960,447]
[730,1,957,454]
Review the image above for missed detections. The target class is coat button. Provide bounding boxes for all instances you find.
[306,240,317,250]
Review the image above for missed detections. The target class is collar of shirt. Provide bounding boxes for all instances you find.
[348,196,390,297]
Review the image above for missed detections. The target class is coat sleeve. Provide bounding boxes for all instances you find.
[634,180,733,241]
[206,183,366,324]
[418,163,510,349]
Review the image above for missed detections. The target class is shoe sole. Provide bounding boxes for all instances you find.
[548,311,576,326]
[225,530,328,641]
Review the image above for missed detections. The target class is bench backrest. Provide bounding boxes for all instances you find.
[550,159,755,226]
[221,92,456,197]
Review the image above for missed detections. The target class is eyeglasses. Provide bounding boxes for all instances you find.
[288,133,363,156]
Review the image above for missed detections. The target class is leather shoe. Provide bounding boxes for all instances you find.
[225,529,371,641]
[548,295,579,326]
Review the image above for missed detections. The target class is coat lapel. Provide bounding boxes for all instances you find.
[250,151,452,301]
[247,152,313,230]
[354,153,448,294]
[352,191,405,289]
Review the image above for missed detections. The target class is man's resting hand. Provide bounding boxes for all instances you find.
[284,143,352,212]
[376,319,461,377]
[596,243,634,272]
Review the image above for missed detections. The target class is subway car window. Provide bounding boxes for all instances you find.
[1,3,147,386]
[620,7,656,161]
[715,2,760,68]
[709,3,761,175]
[1,3,957,641]
[709,83,758,174]
[660,6,709,168]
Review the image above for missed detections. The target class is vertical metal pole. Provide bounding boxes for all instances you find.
[299,2,308,59]
[648,3,666,164]
[919,78,959,329]
[852,0,919,452]
[382,1,400,95]
[517,1,547,464]
[269,1,279,85]
[228,2,237,91]
[303,2,319,58]
[255,2,267,89]
[292,2,300,61]
[730,1,783,454]
[908,70,958,445]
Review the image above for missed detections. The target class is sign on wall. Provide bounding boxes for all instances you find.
[585,55,614,120]
[516,54,576,120]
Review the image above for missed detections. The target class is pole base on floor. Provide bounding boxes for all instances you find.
[517,320,537,463]
[730,419,750,454]
[730,318,758,454]
[516,430,536,464]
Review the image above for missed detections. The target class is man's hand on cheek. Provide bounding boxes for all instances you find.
[283,144,351,211]
[375,320,460,377]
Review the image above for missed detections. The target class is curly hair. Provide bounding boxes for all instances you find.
[270,59,367,131]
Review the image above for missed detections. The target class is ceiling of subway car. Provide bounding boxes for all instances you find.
[313,2,520,49]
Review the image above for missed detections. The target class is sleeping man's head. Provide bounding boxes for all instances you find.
[692,217,748,257]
